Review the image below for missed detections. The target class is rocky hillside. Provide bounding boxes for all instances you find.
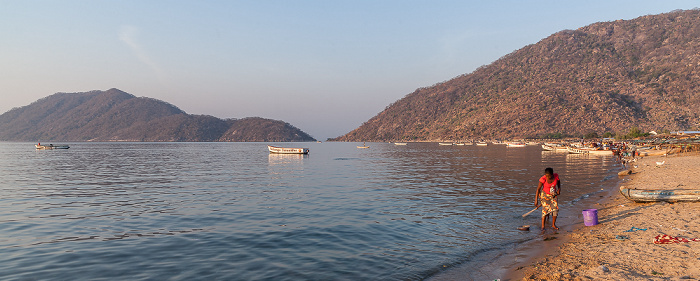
[0,89,316,142]
[334,9,700,141]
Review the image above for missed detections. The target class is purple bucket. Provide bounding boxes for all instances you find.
[582,209,598,226]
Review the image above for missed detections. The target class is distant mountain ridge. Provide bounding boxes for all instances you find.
[333,9,700,141]
[0,88,316,142]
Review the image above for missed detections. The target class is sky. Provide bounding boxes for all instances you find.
[1,1,698,140]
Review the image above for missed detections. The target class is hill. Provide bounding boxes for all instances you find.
[333,9,700,141]
[0,88,316,142]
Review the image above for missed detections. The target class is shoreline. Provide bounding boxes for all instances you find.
[426,154,625,281]
[507,152,700,280]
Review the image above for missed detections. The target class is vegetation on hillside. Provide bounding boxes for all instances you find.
[333,9,700,141]
[0,89,316,142]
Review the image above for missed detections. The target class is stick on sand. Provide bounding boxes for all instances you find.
[522,207,538,217]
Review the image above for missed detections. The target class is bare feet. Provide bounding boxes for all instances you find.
[552,225,559,230]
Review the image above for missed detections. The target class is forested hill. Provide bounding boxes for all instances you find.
[0,88,316,142]
[333,9,700,142]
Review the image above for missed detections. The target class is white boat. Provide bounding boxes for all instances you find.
[454,143,465,146]
[566,147,589,154]
[588,149,614,156]
[268,145,309,154]
[506,142,526,147]
[566,147,613,155]
[357,142,370,149]
[476,142,488,146]
[438,143,453,146]
[394,142,407,146]
[35,143,70,150]
[541,144,568,152]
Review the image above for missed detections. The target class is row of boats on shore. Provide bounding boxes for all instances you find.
[437,141,617,155]
[268,141,619,155]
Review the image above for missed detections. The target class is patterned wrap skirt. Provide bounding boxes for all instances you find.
[540,192,559,217]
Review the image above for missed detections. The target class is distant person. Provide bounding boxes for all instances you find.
[535,167,561,231]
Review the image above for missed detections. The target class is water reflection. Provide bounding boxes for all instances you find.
[267,153,308,166]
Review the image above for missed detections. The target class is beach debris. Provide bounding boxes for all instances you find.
[618,170,632,176]
[624,227,647,232]
[656,161,665,166]
[518,225,530,231]
[615,235,630,240]
[599,265,610,273]
[653,234,700,244]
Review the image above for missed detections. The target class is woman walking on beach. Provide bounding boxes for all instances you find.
[535,167,561,230]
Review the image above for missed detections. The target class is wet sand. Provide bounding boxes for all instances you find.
[508,153,700,280]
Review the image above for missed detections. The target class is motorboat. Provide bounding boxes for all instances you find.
[268,145,309,154]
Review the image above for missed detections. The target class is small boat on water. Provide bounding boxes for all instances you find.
[566,147,613,155]
[438,142,453,146]
[394,142,407,146]
[588,149,614,156]
[357,142,370,149]
[35,143,70,150]
[506,142,526,147]
[541,144,568,152]
[476,142,488,146]
[620,186,700,202]
[268,145,309,154]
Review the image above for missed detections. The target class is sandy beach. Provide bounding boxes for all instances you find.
[508,152,700,280]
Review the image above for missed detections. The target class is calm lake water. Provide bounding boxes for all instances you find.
[0,142,620,280]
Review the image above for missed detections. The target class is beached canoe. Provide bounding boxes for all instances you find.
[268,145,309,154]
[619,186,700,202]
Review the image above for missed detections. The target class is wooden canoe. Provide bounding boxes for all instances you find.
[619,186,700,202]
[36,144,70,150]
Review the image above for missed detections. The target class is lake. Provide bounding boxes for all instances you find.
[0,142,620,280]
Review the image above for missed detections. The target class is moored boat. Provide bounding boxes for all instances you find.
[476,142,488,146]
[566,146,613,155]
[438,142,453,146]
[587,149,614,156]
[620,186,700,202]
[542,144,568,152]
[566,147,589,154]
[506,142,526,147]
[394,142,407,146]
[268,145,309,154]
[35,143,70,150]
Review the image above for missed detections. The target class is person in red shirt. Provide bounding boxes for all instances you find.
[535,167,561,231]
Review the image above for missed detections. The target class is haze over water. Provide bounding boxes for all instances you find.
[0,142,619,280]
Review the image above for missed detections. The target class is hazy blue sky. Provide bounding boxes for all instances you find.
[1,1,697,140]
